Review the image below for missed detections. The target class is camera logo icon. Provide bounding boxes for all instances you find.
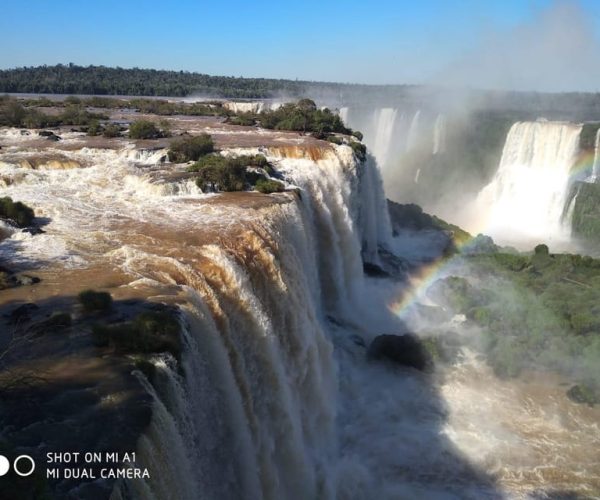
[0,455,35,477]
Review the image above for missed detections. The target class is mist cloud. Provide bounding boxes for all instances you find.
[436,1,600,92]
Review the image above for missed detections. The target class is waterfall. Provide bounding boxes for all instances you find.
[563,187,579,228]
[91,144,392,499]
[591,128,600,182]
[432,114,446,155]
[406,110,421,151]
[476,121,582,243]
[338,108,431,177]
[370,108,398,168]
[339,107,349,125]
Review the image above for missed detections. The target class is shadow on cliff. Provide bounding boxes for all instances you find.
[0,293,158,499]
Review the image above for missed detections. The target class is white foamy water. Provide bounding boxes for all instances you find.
[1,130,597,499]
[223,101,283,114]
[475,121,582,246]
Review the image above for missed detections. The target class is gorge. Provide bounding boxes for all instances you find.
[0,96,599,500]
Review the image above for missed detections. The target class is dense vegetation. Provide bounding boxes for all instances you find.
[128,119,168,139]
[0,64,308,98]
[78,290,113,313]
[188,154,283,193]
[3,65,600,122]
[168,134,214,162]
[430,248,600,402]
[259,99,350,135]
[570,182,600,245]
[0,197,35,227]
[0,95,107,129]
[579,122,600,150]
[387,201,472,247]
[92,310,181,356]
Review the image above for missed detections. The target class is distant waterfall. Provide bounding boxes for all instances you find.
[432,114,446,155]
[339,107,349,125]
[476,121,582,243]
[339,108,427,172]
[371,108,398,168]
[591,128,600,182]
[406,110,421,151]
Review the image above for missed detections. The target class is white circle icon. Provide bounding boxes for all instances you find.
[14,455,35,477]
[0,455,9,476]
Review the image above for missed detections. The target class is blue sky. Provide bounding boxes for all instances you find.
[1,0,599,90]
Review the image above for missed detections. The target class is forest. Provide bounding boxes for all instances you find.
[0,64,310,98]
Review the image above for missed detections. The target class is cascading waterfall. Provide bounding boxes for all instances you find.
[591,127,600,182]
[405,110,421,151]
[2,126,598,498]
[432,114,446,155]
[338,107,349,125]
[475,120,582,243]
[371,108,398,168]
[98,143,391,499]
[339,108,428,174]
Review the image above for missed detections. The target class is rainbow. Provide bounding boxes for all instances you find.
[570,148,597,182]
[387,236,480,320]
[389,127,599,320]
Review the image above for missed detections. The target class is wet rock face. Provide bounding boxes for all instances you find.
[567,384,599,406]
[367,333,432,372]
[0,294,159,499]
[0,265,41,290]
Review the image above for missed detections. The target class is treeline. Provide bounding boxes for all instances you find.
[0,64,310,98]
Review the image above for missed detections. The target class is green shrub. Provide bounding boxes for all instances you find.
[87,120,102,136]
[33,312,72,334]
[168,134,214,162]
[78,290,113,313]
[92,310,180,355]
[327,135,343,145]
[59,105,108,126]
[255,178,285,194]
[188,154,277,193]
[352,130,364,141]
[188,153,228,172]
[22,109,55,129]
[0,98,26,126]
[129,120,162,139]
[258,99,355,136]
[228,114,256,126]
[0,197,34,227]
[243,154,270,168]
[195,160,247,192]
[102,123,121,138]
[567,384,598,406]
[534,243,549,255]
[65,95,81,105]
[350,142,367,161]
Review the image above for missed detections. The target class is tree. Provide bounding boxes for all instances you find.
[129,120,161,139]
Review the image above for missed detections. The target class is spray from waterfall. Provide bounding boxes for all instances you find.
[474,121,582,245]
[591,128,600,182]
[432,114,447,155]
